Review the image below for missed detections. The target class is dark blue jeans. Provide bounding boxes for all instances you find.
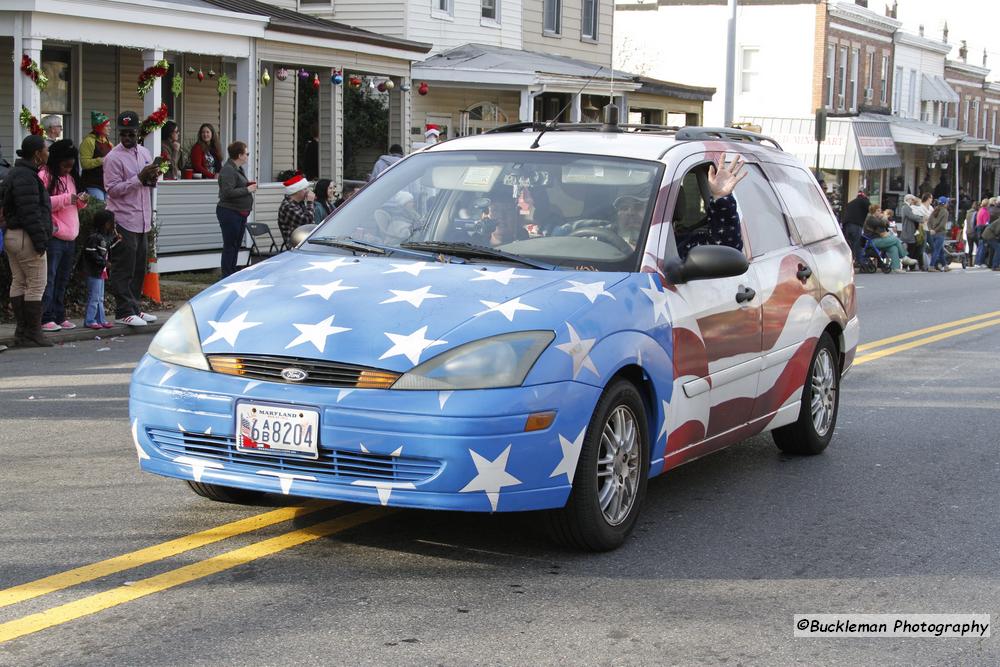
[844,224,863,263]
[42,237,76,324]
[929,233,947,268]
[217,206,248,278]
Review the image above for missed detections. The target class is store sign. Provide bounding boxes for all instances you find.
[857,136,896,157]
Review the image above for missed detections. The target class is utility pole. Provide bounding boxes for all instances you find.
[724,0,737,127]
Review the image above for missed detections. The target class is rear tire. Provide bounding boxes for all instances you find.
[772,333,840,456]
[546,380,650,551]
[186,480,269,504]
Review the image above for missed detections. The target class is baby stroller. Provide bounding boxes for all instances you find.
[858,234,893,274]
[943,237,968,269]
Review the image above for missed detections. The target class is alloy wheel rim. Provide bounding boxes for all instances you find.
[596,405,640,526]
[810,348,837,437]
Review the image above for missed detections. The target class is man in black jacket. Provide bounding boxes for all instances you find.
[842,190,869,264]
[3,134,53,347]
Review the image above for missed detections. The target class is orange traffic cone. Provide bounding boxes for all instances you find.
[142,261,162,303]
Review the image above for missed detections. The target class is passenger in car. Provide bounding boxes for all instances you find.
[613,195,647,249]
[487,199,530,246]
[674,154,747,261]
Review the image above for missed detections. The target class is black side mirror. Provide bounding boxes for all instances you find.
[665,245,749,284]
[291,223,318,248]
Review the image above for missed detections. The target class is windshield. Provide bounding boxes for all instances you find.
[313,150,663,271]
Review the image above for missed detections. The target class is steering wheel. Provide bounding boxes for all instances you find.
[570,226,635,254]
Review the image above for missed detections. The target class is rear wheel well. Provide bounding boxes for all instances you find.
[823,322,844,371]
[609,365,657,460]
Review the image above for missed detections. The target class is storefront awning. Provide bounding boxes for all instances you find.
[868,113,966,146]
[920,74,960,104]
[742,116,900,171]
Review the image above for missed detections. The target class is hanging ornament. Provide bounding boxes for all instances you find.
[187,66,196,77]
[368,78,376,90]
[418,81,429,96]
[217,73,230,96]
[197,68,205,82]
[312,73,321,90]
[171,73,184,97]
[207,69,217,79]
[276,67,289,81]
[298,68,310,81]
[384,79,395,91]
[260,67,271,87]
[377,80,387,93]
[331,69,343,86]
[400,81,412,92]
[349,76,362,88]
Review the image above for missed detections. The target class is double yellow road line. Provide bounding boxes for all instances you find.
[853,308,1000,366]
[0,501,391,644]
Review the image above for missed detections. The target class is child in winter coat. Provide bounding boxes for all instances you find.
[82,209,116,329]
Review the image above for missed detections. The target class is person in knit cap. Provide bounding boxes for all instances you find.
[41,115,63,147]
[79,111,113,200]
[277,174,315,248]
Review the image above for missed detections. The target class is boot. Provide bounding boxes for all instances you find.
[19,300,54,348]
[10,295,26,345]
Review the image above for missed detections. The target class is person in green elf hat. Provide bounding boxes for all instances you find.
[79,110,113,200]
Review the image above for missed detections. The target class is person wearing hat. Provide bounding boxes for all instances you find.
[80,111,114,200]
[926,196,951,271]
[412,124,443,151]
[4,134,53,347]
[41,115,63,147]
[104,110,161,326]
[277,174,315,248]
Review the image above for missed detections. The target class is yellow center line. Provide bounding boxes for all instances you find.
[854,317,1000,366]
[856,309,1000,353]
[0,500,331,610]
[0,506,390,645]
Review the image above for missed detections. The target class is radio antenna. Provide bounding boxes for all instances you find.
[530,65,605,149]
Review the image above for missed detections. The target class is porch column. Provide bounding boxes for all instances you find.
[236,47,257,181]
[142,49,164,161]
[328,70,343,189]
[519,89,535,122]
[21,37,43,142]
[570,93,582,123]
[390,77,412,154]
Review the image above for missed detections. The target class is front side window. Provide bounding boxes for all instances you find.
[314,151,663,271]
[544,0,562,34]
[581,0,598,40]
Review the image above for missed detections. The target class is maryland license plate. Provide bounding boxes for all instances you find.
[236,402,320,458]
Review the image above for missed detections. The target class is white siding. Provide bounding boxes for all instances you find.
[0,38,13,156]
[270,74,297,179]
[331,0,407,38]
[250,183,287,246]
[892,43,921,120]
[523,0,610,64]
[156,181,222,254]
[407,0,521,55]
[319,75,332,179]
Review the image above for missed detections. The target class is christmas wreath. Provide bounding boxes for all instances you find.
[20,54,49,91]
[19,106,43,136]
[138,59,170,98]
[139,104,169,139]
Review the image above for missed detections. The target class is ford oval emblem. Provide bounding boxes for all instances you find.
[281,367,308,382]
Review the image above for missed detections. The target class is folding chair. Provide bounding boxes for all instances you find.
[246,222,279,259]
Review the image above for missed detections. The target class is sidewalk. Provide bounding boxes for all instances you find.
[0,304,179,348]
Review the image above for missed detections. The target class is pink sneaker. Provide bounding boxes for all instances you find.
[41,321,62,332]
[87,323,103,330]
[59,320,77,330]
[102,322,115,329]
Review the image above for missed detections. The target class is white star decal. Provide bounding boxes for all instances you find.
[132,419,149,460]
[470,267,531,285]
[560,280,616,303]
[639,274,670,324]
[383,261,441,277]
[351,479,416,506]
[460,445,522,511]
[389,446,403,457]
[380,285,445,308]
[379,326,447,365]
[657,399,670,443]
[285,315,351,353]
[336,388,355,403]
[555,322,598,379]
[173,455,223,482]
[257,471,316,495]
[438,391,453,410]
[301,257,359,273]
[202,311,263,347]
[158,367,178,386]
[549,428,586,483]
[242,381,262,394]
[475,297,539,322]
[296,279,358,300]
[209,279,272,299]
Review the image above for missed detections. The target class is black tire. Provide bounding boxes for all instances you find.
[186,480,269,504]
[860,260,876,274]
[773,333,840,456]
[546,380,650,551]
[880,261,892,274]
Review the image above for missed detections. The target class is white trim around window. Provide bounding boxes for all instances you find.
[432,0,454,19]
[544,0,562,35]
[739,46,759,94]
[480,0,500,26]
[581,0,598,41]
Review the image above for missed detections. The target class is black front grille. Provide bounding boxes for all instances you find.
[147,428,442,484]
[207,354,399,388]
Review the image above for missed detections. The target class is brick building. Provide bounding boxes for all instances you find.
[946,47,999,200]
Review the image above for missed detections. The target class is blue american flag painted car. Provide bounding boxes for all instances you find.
[131,126,856,550]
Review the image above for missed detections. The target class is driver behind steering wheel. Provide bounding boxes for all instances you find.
[613,194,647,249]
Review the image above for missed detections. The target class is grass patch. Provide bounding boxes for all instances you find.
[164,270,221,285]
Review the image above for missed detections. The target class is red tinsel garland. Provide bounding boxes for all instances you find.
[20,54,49,90]
[138,59,170,98]
[139,104,169,139]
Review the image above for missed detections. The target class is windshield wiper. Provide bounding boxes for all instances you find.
[400,241,556,270]
[308,236,391,255]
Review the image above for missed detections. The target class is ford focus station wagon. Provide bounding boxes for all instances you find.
[130,124,858,551]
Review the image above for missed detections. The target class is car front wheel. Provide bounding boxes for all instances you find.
[546,380,650,551]
[772,333,840,455]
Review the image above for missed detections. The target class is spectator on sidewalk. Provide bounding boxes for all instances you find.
[899,195,926,271]
[82,209,116,329]
[865,206,916,271]
[39,139,88,332]
[80,111,113,201]
[313,179,336,224]
[160,121,185,181]
[278,174,314,248]
[975,198,992,266]
[980,206,1000,270]
[927,196,950,271]
[41,115,63,147]
[216,141,257,278]
[190,123,222,179]
[843,190,869,264]
[4,135,53,348]
[369,145,404,181]
[964,201,981,267]
[105,110,160,327]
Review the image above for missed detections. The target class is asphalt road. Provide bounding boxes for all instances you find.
[1,267,998,666]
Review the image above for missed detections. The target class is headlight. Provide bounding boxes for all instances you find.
[147,303,209,371]
[392,331,554,390]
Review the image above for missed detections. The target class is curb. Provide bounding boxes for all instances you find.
[0,319,165,348]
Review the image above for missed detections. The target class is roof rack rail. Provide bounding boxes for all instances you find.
[485,121,682,135]
[674,127,783,150]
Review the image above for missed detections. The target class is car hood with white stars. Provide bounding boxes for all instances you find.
[191,251,629,372]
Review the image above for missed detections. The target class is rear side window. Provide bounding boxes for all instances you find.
[768,166,840,245]
[733,164,790,256]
